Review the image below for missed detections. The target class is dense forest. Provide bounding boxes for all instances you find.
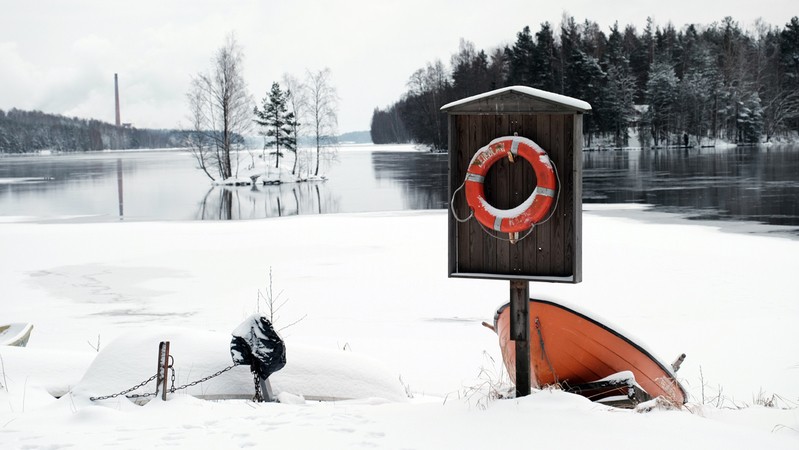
[371,16,799,150]
[0,108,189,153]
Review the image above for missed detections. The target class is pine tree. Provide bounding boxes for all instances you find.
[644,62,679,145]
[561,16,606,143]
[532,22,558,91]
[254,82,295,170]
[779,17,799,132]
[679,69,713,145]
[627,18,655,103]
[506,26,536,86]
[598,23,637,145]
[451,39,491,98]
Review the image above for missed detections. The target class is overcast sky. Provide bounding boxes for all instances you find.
[1,0,795,133]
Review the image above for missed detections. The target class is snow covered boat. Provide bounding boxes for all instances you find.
[492,299,686,405]
[74,327,408,404]
[0,323,34,347]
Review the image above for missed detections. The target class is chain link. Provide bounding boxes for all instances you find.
[167,364,237,393]
[169,356,176,392]
[89,373,159,401]
[252,369,263,402]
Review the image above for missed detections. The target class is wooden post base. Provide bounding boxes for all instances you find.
[509,280,531,397]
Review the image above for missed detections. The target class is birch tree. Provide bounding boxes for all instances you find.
[306,68,339,176]
[282,73,308,175]
[186,35,253,181]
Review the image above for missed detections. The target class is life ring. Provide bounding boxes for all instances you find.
[464,136,556,234]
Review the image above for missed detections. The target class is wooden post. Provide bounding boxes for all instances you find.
[509,280,531,397]
[155,341,170,401]
[259,376,274,402]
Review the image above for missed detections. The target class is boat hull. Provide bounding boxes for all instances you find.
[494,299,686,404]
[0,323,34,347]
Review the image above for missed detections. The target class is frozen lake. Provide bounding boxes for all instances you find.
[0,143,797,231]
[0,145,449,222]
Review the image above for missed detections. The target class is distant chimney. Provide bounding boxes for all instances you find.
[114,73,121,127]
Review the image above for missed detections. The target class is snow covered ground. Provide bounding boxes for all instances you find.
[1,207,797,448]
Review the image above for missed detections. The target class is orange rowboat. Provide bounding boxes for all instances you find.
[493,299,686,404]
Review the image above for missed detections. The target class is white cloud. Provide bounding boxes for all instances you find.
[1,0,796,132]
[0,42,43,111]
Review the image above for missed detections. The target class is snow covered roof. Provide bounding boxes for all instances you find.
[440,85,591,114]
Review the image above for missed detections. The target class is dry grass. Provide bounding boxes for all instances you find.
[460,351,514,410]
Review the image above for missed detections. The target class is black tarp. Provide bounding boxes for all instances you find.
[230,314,286,378]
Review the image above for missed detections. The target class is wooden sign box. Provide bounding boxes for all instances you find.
[442,86,589,283]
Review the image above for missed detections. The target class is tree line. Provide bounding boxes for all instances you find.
[0,108,188,153]
[371,15,799,150]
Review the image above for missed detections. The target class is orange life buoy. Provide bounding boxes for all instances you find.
[464,136,556,234]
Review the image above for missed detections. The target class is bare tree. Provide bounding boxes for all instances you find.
[405,60,449,150]
[282,73,308,175]
[763,89,799,141]
[306,68,339,176]
[186,34,253,181]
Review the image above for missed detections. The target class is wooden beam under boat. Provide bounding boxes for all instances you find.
[492,299,687,405]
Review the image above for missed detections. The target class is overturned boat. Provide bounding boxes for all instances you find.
[491,299,686,406]
[0,323,33,347]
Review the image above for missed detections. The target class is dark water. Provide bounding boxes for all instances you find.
[1,145,797,231]
[582,146,799,228]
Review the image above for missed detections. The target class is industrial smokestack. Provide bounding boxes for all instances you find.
[114,73,121,127]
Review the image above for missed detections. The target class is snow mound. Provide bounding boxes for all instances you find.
[71,326,406,403]
[212,177,253,186]
[257,166,298,184]
[0,346,95,413]
[273,345,406,402]
[253,166,327,184]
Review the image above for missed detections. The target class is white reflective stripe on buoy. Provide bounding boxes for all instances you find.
[465,173,485,183]
[536,187,556,198]
[510,137,521,156]
[493,216,503,231]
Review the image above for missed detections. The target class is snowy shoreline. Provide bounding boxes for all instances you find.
[1,208,797,448]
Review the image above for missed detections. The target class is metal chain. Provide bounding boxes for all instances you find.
[90,363,238,401]
[89,373,158,401]
[252,369,263,402]
[127,391,158,399]
[167,364,237,393]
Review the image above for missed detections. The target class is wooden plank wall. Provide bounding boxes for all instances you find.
[448,113,580,282]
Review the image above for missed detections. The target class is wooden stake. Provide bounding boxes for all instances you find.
[509,280,531,397]
[259,376,274,402]
[156,341,170,401]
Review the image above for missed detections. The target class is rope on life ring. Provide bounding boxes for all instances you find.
[450,135,559,244]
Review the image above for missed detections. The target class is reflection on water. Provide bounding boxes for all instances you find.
[0,151,212,221]
[0,149,450,222]
[0,145,797,231]
[370,152,449,210]
[583,146,799,227]
[197,182,339,220]
[116,158,124,218]
[193,151,447,220]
